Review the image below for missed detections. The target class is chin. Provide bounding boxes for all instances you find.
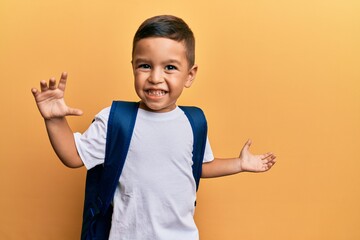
[141,101,175,113]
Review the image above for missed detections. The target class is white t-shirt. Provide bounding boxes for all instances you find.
[74,106,214,240]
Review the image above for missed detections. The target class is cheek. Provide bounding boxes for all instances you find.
[134,71,150,81]
[133,70,140,79]
[168,81,186,95]
[134,72,145,83]
[134,75,143,91]
[171,74,189,88]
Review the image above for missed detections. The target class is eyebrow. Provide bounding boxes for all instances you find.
[165,59,182,67]
[133,58,182,66]
[132,58,148,65]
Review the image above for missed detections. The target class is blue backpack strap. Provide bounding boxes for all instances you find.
[179,106,208,191]
[98,101,139,212]
[81,101,139,240]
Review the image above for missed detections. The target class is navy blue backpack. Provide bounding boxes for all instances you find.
[81,101,208,240]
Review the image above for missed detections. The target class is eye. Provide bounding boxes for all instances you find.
[165,65,177,71]
[138,64,151,69]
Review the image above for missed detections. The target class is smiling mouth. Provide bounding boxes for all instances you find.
[146,89,167,97]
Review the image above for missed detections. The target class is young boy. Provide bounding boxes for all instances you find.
[31,15,276,240]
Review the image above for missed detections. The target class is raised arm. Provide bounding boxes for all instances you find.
[31,72,84,168]
[201,139,276,178]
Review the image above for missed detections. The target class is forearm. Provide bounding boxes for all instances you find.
[45,117,83,168]
[201,158,242,178]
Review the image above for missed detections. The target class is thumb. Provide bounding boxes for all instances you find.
[67,107,83,116]
[241,139,252,152]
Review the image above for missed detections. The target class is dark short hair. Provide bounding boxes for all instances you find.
[132,15,195,68]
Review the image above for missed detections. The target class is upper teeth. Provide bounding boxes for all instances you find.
[148,90,166,96]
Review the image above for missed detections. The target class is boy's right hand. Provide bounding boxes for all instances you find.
[31,72,83,120]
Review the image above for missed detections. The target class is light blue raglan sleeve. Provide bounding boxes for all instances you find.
[73,107,111,170]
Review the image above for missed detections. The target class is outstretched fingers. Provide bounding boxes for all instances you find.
[58,72,68,92]
[31,80,49,97]
[40,79,49,92]
[31,87,39,97]
[36,72,67,93]
[261,152,273,160]
[262,153,276,170]
[49,77,57,90]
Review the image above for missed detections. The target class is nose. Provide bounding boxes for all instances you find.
[148,68,164,84]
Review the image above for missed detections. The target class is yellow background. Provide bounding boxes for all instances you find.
[1,0,359,239]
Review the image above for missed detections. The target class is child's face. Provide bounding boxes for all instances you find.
[132,37,197,113]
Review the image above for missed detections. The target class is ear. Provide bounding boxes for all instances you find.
[185,64,198,88]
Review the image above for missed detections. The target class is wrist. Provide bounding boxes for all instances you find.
[44,116,67,124]
[237,157,244,173]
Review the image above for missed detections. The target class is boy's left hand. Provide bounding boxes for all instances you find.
[239,139,276,172]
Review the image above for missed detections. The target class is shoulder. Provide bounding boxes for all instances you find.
[94,106,111,123]
[178,105,207,121]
